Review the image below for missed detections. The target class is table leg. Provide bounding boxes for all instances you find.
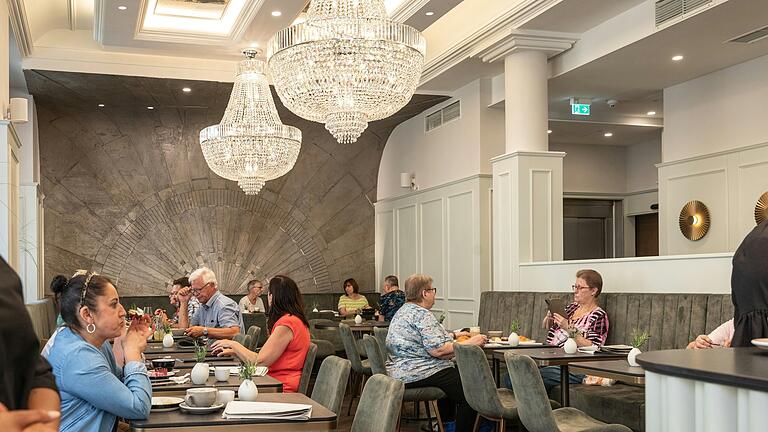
[560,365,570,407]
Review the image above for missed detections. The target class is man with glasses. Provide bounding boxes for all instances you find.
[178,267,243,340]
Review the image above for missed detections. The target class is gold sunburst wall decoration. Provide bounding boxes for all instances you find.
[756,192,768,225]
[679,200,711,241]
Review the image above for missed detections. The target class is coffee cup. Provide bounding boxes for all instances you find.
[214,366,231,382]
[216,390,235,406]
[184,388,218,407]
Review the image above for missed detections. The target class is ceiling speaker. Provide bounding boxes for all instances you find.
[756,192,768,225]
[678,200,710,241]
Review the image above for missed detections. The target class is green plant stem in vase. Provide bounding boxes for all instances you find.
[628,329,650,367]
[193,338,207,363]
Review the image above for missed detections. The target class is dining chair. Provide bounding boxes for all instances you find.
[373,326,389,355]
[233,333,246,345]
[340,323,372,415]
[310,319,344,352]
[351,374,405,432]
[246,325,261,350]
[310,355,351,414]
[298,342,318,395]
[504,352,633,432]
[363,335,446,432]
[454,343,523,432]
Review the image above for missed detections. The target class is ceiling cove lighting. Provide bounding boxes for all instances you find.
[647,111,656,116]
[147,106,155,110]
[98,104,105,107]
[182,87,192,93]
[604,132,613,137]
[425,11,435,16]
[271,11,282,17]
[267,0,426,144]
[117,6,127,11]
[672,55,684,61]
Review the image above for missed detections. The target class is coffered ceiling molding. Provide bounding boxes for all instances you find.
[7,0,34,57]
[389,0,430,22]
[471,29,578,63]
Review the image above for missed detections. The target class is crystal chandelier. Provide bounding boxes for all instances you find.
[267,0,426,144]
[199,50,302,195]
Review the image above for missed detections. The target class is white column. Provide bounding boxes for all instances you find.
[504,50,549,153]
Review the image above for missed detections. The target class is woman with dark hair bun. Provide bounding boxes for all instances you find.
[212,275,310,392]
[42,271,152,432]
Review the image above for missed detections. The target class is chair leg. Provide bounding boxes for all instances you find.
[431,400,444,432]
[347,371,358,416]
[424,401,433,432]
[499,418,505,432]
[473,414,481,432]
[397,402,403,431]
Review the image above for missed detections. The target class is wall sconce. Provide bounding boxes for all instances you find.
[400,172,418,191]
[6,98,29,123]
[679,200,710,241]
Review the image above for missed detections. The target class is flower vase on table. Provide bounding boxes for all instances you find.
[191,338,209,385]
[563,327,580,354]
[238,362,259,401]
[628,329,650,367]
[508,321,520,347]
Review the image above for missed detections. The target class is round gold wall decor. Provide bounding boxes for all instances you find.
[679,200,711,241]
[756,192,768,225]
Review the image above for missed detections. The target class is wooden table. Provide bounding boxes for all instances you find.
[493,348,627,406]
[314,320,389,332]
[569,360,645,385]
[145,344,198,355]
[152,375,283,396]
[131,393,336,431]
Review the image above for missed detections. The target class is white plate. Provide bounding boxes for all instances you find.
[151,396,183,410]
[577,345,598,353]
[751,338,768,349]
[179,402,224,414]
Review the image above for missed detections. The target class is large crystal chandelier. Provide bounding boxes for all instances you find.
[199,50,302,195]
[267,0,426,144]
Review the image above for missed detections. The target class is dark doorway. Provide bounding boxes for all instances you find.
[635,213,659,257]
[563,199,619,260]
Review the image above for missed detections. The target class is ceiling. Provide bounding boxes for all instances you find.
[548,120,661,147]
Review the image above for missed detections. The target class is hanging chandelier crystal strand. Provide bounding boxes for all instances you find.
[267,0,426,144]
[199,51,302,195]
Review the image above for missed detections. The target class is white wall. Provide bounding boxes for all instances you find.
[626,137,661,192]
[375,175,492,329]
[550,143,626,195]
[663,54,768,163]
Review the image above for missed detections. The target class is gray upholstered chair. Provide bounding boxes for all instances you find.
[242,334,252,351]
[298,342,318,395]
[351,374,405,432]
[310,319,344,352]
[233,333,246,344]
[454,343,522,431]
[504,352,633,432]
[373,326,389,355]
[246,325,261,350]
[363,335,447,432]
[242,313,268,347]
[310,356,351,414]
[340,323,372,415]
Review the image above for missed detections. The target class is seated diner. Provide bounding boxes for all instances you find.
[178,267,243,339]
[338,278,369,317]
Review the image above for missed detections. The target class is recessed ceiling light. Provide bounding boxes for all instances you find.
[425,11,435,16]
[182,87,191,93]
[672,55,684,61]
[147,106,154,110]
[547,129,552,134]
[647,111,656,116]
[271,10,282,17]
[604,132,613,137]
[98,103,105,107]
[117,6,127,11]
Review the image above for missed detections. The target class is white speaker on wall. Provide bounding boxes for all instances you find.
[9,98,28,123]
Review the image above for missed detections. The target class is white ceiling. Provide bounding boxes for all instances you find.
[548,120,662,147]
[521,0,647,33]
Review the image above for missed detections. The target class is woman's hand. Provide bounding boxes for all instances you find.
[465,334,487,346]
[122,320,151,362]
[0,403,59,432]
[552,313,569,329]
[211,339,245,360]
[453,331,471,339]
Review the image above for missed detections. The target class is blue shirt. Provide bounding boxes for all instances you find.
[44,327,151,432]
[385,303,454,383]
[191,290,244,332]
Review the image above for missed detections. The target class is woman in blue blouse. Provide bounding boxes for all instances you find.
[44,271,152,432]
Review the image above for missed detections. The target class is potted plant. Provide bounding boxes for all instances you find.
[238,361,259,401]
[628,329,650,367]
[311,302,319,313]
[508,321,520,347]
[563,327,581,354]
[190,338,209,385]
[161,322,174,348]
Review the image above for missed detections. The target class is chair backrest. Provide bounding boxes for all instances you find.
[242,334,252,350]
[310,319,344,352]
[373,326,389,354]
[243,312,268,347]
[247,326,261,350]
[362,335,387,375]
[504,352,560,432]
[453,343,507,418]
[351,374,405,432]
[298,342,318,395]
[310,356,351,414]
[339,323,364,372]
[233,333,246,344]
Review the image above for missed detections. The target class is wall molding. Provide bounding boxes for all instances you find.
[657,141,768,168]
[7,0,34,57]
[391,0,431,23]
[376,174,492,204]
[490,150,566,164]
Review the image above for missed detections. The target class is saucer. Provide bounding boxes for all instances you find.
[151,396,183,412]
[751,338,768,349]
[179,402,224,414]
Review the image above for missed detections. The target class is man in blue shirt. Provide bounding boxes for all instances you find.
[178,267,243,339]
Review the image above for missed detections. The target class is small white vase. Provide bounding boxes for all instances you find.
[162,333,174,348]
[354,315,363,324]
[627,348,641,367]
[508,332,520,347]
[238,379,259,401]
[563,338,578,354]
[191,362,209,385]
[312,307,319,312]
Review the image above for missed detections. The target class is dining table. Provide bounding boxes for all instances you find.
[569,359,645,385]
[131,393,336,431]
[313,320,389,332]
[493,348,627,406]
[151,374,283,396]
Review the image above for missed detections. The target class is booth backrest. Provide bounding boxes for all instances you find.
[26,298,58,341]
[478,291,733,351]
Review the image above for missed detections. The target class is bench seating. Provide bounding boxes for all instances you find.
[478,291,733,432]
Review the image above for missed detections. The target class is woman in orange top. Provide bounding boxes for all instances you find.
[211,275,310,392]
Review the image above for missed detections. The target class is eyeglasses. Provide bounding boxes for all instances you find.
[190,282,212,294]
[425,287,438,293]
[571,284,591,291]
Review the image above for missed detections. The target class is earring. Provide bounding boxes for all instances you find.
[86,323,96,334]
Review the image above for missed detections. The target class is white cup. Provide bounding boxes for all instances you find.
[214,366,231,382]
[216,390,235,406]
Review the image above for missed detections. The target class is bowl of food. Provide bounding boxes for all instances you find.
[487,331,503,339]
[151,358,176,372]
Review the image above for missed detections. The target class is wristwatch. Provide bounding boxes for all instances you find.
[203,327,208,337]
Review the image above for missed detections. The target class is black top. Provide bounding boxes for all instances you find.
[636,348,768,392]
[731,220,768,347]
[0,257,58,409]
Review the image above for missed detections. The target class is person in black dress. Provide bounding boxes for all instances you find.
[0,257,60,431]
[731,220,768,347]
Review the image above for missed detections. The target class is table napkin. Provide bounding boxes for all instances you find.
[222,401,312,420]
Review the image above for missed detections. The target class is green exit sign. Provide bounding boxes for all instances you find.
[571,104,591,115]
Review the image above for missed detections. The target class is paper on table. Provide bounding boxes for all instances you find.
[223,401,312,420]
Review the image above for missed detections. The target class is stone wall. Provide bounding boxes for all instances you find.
[27,70,445,296]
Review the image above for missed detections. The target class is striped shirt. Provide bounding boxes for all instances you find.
[338,295,369,313]
[546,302,609,347]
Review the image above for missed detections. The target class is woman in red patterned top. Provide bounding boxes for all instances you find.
[211,275,310,392]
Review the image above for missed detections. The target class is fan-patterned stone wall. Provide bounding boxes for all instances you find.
[28,70,445,296]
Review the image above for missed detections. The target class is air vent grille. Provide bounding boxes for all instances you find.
[425,100,461,132]
[728,25,768,44]
[655,0,712,27]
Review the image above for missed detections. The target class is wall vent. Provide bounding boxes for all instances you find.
[425,100,461,132]
[728,25,768,44]
[655,0,712,27]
